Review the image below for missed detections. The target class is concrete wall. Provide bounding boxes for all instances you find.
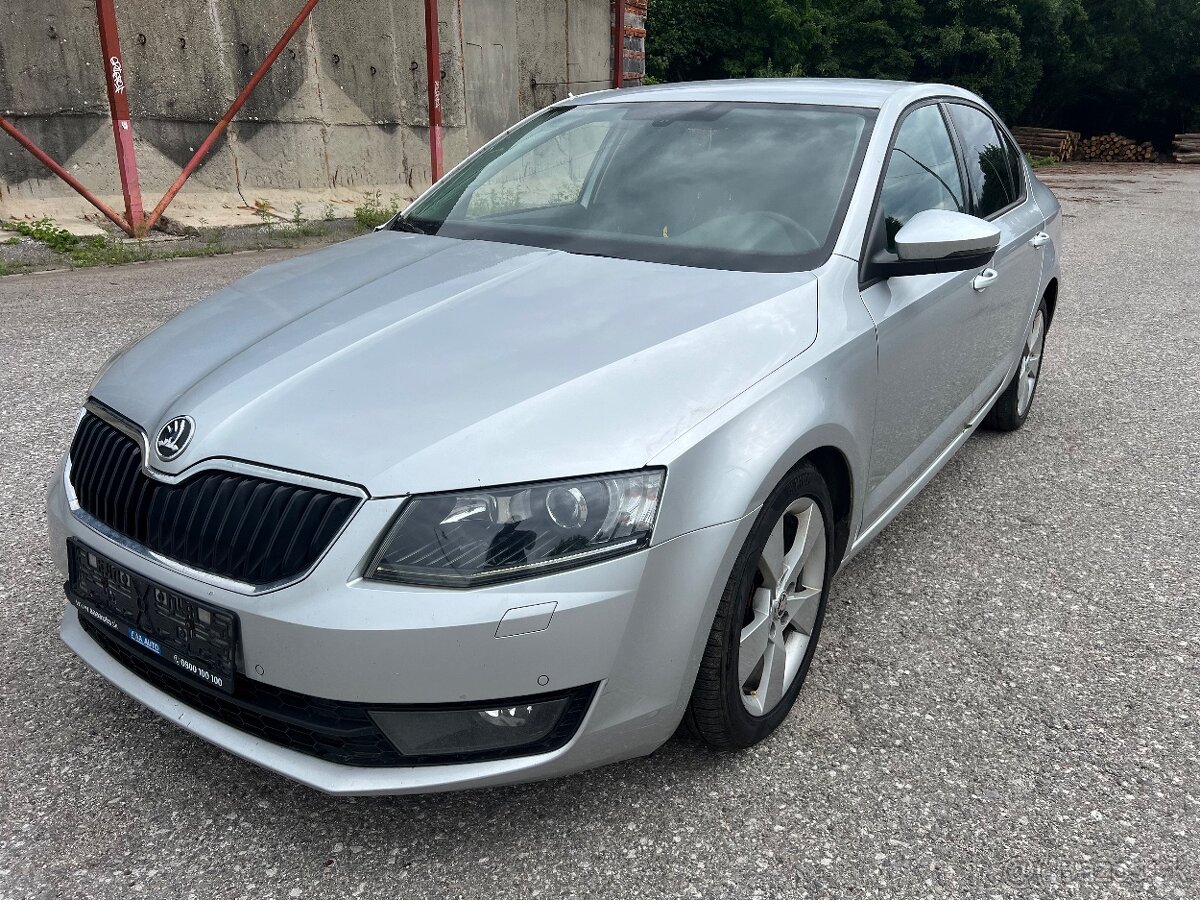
[0,0,615,220]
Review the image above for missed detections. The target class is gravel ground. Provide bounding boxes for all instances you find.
[1,165,1198,900]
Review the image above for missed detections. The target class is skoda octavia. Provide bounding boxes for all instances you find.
[48,79,1060,794]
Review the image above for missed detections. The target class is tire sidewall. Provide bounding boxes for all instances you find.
[716,464,835,746]
[985,297,1049,432]
[1018,301,1049,422]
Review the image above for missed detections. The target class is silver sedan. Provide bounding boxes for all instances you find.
[47,78,1060,794]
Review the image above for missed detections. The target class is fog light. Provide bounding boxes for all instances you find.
[370,695,571,758]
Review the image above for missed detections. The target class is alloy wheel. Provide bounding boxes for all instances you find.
[738,497,826,717]
[1017,309,1046,416]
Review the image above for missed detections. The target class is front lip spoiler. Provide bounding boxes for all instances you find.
[60,605,602,795]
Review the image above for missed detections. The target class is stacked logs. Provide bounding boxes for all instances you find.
[1173,134,1200,164]
[1011,127,1080,161]
[1077,133,1155,161]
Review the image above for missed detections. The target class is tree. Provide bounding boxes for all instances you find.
[645,0,1200,146]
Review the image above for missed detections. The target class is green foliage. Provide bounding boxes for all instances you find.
[252,198,277,232]
[1,218,233,269]
[353,191,402,230]
[646,0,1200,144]
[3,218,82,254]
[1025,153,1059,169]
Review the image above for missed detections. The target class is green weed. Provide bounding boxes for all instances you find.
[353,191,401,230]
[2,218,82,254]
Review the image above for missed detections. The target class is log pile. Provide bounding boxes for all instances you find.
[1012,127,1080,161]
[1077,133,1155,161]
[1173,134,1200,164]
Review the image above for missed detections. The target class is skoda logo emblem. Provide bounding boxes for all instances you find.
[155,416,194,462]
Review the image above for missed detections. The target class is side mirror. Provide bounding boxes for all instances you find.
[869,209,1001,279]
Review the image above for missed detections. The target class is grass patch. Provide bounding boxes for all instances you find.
[2,218,82,253]
[2,211,358,274]
[1026,153,1060,169]
[1,218,237,269]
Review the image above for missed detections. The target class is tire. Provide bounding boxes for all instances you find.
[983,298,1049,432]
[684,461,835,750]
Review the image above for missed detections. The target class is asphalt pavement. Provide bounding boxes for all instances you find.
[1,164,1198,899]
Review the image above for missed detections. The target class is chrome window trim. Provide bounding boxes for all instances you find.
[67,400,369,596]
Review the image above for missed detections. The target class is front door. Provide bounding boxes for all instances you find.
[859,102,989,527]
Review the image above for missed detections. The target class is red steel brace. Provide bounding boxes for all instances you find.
[142,0,322,233]
[423,0,444,182]
[0,115,131,233]
[95,0,145,231]
[2,0,452,235]
[611,1,624,88]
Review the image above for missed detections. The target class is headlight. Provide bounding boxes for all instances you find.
[367,469,664,587]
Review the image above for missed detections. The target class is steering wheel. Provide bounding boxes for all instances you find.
[753,211,821,252]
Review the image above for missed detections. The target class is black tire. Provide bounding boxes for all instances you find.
[983,298,1049,432]
[683,461,835,750]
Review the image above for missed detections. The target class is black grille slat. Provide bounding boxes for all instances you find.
[306,497,350,572]
[279,491,323,578]
[94,428,124,526]
[68,412,358,585]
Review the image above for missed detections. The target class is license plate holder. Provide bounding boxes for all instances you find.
[67,538,239,694]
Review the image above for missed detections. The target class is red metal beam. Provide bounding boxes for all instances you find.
[95,0,144,232]
[611,1,624,88]
[0,115,131,233]
[142,0,322,233]
[423,0,444,182]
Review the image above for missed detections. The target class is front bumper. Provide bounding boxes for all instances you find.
[49,457,751,794]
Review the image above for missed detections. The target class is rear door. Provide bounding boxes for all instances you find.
[858,102,985,526]
[944,103,1044,402]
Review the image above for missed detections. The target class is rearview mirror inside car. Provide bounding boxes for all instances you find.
[869,209,1001,279]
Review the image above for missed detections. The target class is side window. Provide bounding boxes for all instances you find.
[1002,131,1026,200]
[878,104,965,251]
[947,104,1019,217]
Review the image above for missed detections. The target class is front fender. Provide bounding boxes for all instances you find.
[649,258,877,549]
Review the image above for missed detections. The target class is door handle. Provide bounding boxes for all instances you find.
[1030,231,1050,248]
[972,267,999,292]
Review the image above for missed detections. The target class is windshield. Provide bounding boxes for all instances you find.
[399,101,876,273]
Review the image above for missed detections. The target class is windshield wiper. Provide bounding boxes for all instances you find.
[390,216,432,235]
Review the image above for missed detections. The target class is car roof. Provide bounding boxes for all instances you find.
[570,78,977,111]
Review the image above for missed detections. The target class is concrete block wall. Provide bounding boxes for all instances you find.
[0,0,615,218]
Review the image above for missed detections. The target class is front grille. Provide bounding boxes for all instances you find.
[79,615,596,767]
[69,410,360,585]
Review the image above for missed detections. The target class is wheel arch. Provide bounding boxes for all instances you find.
[1043,277,1059,326]
[803,445,854,567]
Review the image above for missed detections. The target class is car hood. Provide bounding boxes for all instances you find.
[93,232,818,496]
